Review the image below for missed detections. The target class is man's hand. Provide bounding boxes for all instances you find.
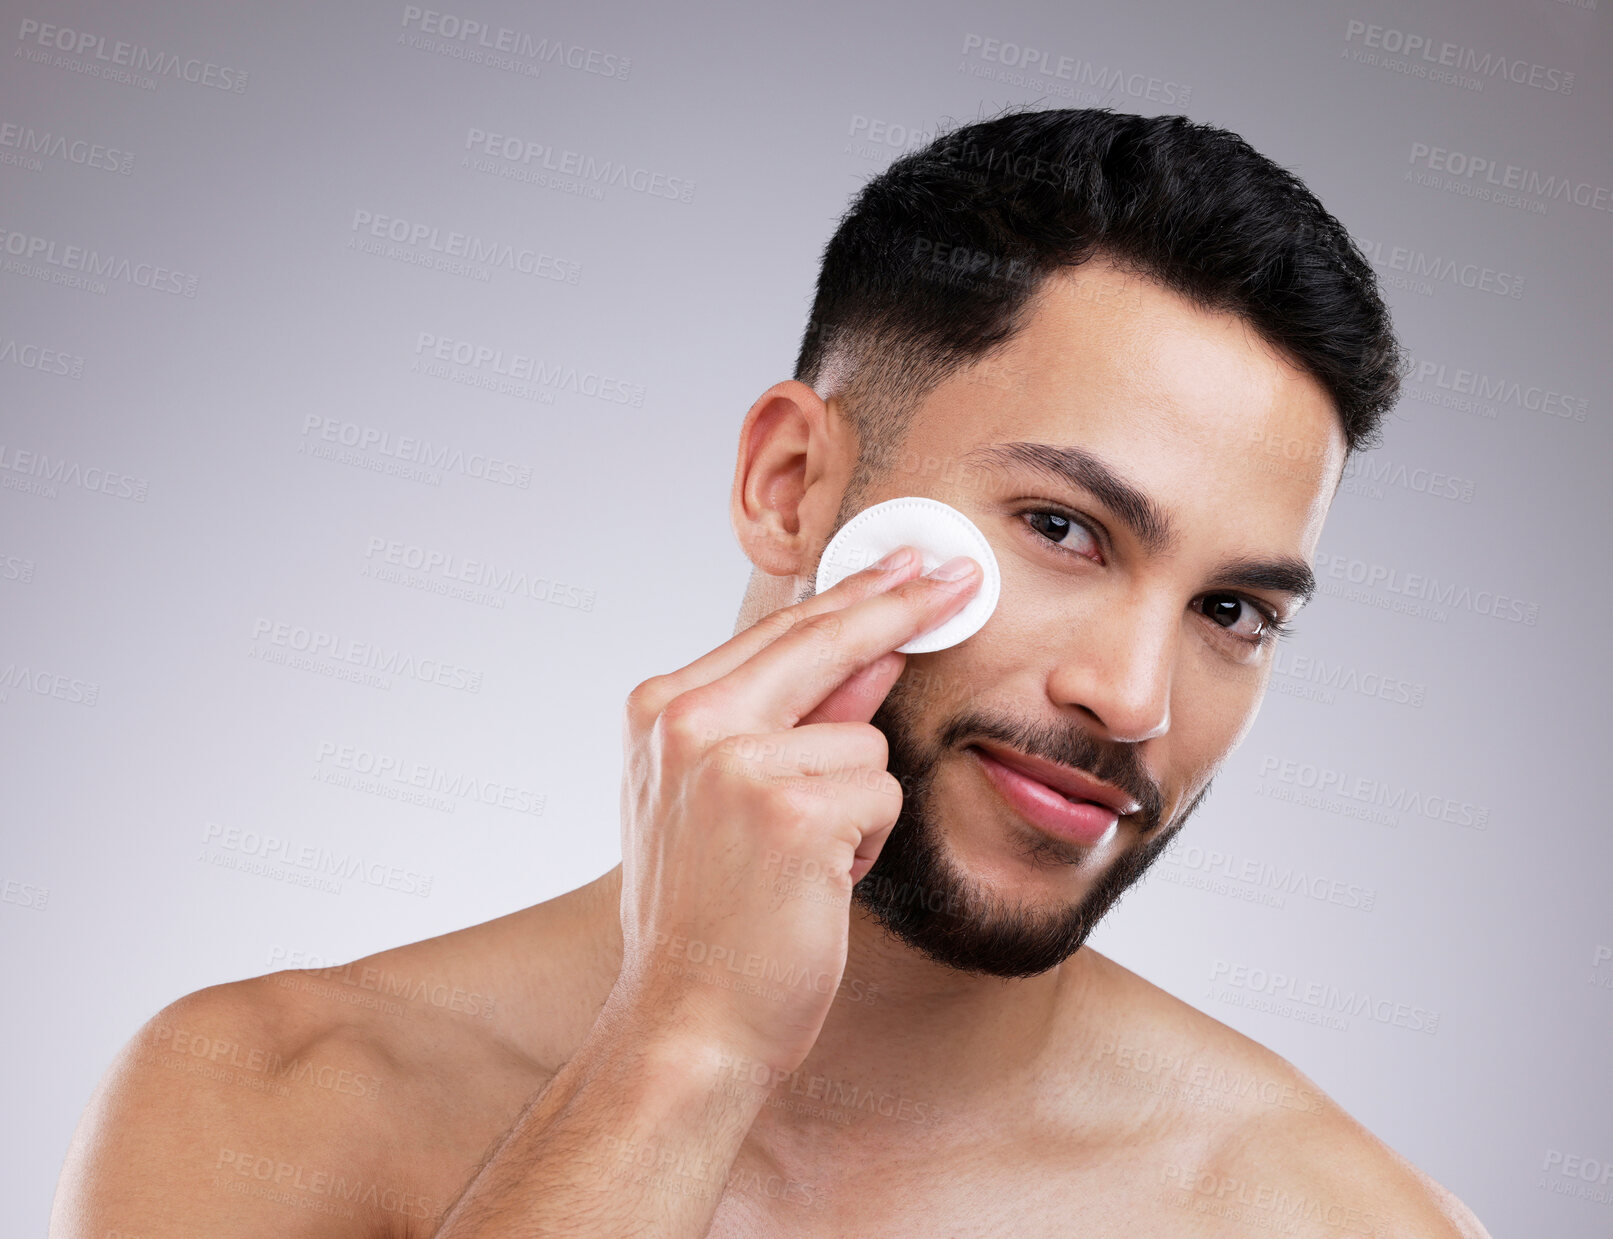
[609,546,982,1073]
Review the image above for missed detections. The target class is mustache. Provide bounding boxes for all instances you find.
[936,709,1166,830]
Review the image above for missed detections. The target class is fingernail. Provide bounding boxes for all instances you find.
[873,546,917,572]
[927,555,977,582]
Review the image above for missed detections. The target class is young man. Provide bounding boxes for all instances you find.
[53,109,1492,1237]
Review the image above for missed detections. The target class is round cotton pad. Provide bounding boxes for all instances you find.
[814,496,1002,654]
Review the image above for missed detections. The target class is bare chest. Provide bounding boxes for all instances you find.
[702,1141,1338,1239]
[362,1094,1330,1239]
[345,1020,1338,1239]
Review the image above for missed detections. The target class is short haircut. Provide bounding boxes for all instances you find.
[794,106,1407,494]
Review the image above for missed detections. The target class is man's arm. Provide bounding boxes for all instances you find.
[431,996,766,1236]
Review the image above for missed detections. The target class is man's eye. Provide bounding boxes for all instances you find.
[1022,509,1099,558]
[1199,593,1287,647]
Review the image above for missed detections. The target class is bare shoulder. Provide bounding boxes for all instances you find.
[50,890,610,1239]
[51,969,425,1239]
[1081,950,1493,1238]
[1210,1076,1495,1239]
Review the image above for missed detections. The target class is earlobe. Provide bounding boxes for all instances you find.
[729,380,846,578]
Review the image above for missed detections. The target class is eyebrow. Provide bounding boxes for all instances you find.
[960,440,1317,607]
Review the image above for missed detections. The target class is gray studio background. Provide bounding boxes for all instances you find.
[2,0,1609,1233]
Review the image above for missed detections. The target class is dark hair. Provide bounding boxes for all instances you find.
[794,106,1406,489]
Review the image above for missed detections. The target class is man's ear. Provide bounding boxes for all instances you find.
[729,380,853,577]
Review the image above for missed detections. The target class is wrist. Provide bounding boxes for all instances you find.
[593,988,776,1114]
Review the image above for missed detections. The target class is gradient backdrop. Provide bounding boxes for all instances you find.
[2,0,1609,1233]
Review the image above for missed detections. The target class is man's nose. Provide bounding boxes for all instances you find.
[1045,601,1174,743]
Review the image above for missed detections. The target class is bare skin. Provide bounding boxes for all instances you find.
[51,259,1492,1238]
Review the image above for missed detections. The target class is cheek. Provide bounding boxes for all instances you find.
[974,550,1085,651]
[898,646,994,724]
[1175,654,1268,764]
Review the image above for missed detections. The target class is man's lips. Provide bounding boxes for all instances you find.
[967,740,1141,815]
[967,743,1136,850]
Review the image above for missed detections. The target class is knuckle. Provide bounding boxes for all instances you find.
[750,607,803,643]
[624,674,672,723]
[793,611,849,669]
[854,724,889,768]
[794,610,845,642]
[656,692,723,751]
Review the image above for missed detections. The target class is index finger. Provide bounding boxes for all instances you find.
[707,556,982,734]
[640,545,927,711]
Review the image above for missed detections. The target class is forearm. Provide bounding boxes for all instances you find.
[431,1001,766,1238]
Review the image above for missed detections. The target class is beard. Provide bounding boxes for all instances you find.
[851,666,1212,978]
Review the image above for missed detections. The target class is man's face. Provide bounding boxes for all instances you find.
[820,258,1346,976]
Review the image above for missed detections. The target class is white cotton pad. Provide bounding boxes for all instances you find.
[814,496,1002,654]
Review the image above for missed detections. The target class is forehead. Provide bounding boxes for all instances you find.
[914,258,1347,552]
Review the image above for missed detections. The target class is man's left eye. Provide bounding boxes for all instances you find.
[1023,510,1098,556]
[1200,593,1271,640]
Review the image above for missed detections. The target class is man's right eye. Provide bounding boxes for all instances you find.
[1019,507,1102,564]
